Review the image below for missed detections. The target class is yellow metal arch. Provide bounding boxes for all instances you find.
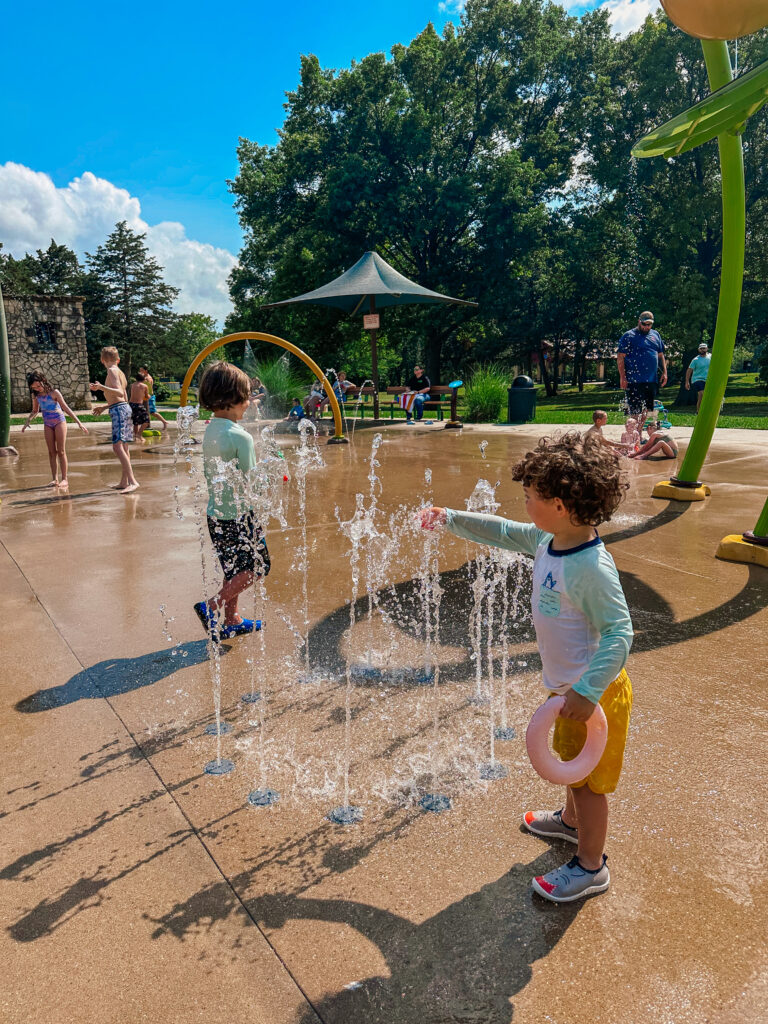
[180,331,346,442]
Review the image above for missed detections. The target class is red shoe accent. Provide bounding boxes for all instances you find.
[535,876,557,895]
[524,811,535,825]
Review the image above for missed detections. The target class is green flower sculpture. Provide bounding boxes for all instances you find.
[633,2,768,556]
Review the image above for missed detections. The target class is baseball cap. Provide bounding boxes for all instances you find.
[639,311,654,323]
[698,343,708,351]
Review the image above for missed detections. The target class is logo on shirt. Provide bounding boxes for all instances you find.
[543,572,557,590]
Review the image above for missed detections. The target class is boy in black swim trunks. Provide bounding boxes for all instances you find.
[193,362,270,640]
[129,375,150,440]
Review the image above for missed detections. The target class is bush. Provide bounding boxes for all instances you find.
[253,355,312,416]
[154,381,172,402]
[463,364,512,422]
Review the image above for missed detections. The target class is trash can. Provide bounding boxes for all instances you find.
[507,375,536,423]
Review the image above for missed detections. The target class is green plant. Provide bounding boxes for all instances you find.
[253,355,311,416]
[463,364,511,423]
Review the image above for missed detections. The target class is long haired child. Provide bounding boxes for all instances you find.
[22,372,88,490]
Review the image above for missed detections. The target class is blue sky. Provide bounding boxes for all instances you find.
[0,0,658,319]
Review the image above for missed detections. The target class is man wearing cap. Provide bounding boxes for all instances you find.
[685,343,711,413]
[617,312,668,430]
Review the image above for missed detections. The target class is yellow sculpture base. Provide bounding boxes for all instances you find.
[716,535,768,568]
[652,480,711,501]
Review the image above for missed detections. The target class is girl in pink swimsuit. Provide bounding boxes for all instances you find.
[22,372,88,490]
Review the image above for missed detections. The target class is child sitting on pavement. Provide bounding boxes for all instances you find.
[420,431,633,903]
[193,362,270,640]
[584,410,629,453]
[629,429,678,460]
[620,417,641,452]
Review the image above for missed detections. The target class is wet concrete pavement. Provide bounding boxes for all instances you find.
[1,420,767,1024]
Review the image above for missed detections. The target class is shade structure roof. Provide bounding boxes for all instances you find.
[263,250,477,314]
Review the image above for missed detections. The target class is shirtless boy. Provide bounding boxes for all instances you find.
[129,375,150,441]
[584,411,628,453]
[90,346,139,492]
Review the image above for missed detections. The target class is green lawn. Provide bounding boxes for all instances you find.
[532,373,768,430]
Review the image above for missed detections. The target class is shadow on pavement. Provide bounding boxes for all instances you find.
[15,640,218,713]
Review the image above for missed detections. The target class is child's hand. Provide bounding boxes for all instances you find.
[89,382,100,392]
[419,506,447,530]
[80,424,89,434]
[559,689,597,723]
[21,424,29,433]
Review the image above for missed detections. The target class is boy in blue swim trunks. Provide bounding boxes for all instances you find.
[193,362,270,640]
[90,346,139,493]
[421,431,633,902]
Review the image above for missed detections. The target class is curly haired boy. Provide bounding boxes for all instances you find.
[421,431,633,902]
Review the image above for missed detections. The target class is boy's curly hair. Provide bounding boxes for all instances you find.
[512,431,628,526]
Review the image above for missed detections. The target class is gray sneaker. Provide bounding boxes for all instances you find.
[523,808,578,844]
[532,855,610,903]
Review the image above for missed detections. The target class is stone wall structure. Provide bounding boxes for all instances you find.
[4,295,92,413]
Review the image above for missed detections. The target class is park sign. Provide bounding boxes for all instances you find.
[363,314,380,330]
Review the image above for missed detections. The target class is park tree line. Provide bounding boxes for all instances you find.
[229,0,768,394]
[0,224,219,384]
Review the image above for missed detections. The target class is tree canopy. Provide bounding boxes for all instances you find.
[228,1,768,391]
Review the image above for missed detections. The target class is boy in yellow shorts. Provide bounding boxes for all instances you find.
[420,431,633,902]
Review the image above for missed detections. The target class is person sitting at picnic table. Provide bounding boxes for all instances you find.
[404,364,431,424]
[286,397,305,421]
[250,377,267,407]
[333,371,356,403]
[303,379,328,418]
[629,428,679,461]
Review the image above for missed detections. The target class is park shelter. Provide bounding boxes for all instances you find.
[265,250,476,417]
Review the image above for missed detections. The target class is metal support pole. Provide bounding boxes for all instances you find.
[369,296,380,420]
[675,40,745,485]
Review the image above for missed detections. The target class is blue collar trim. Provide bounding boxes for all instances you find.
[547,533,601,557]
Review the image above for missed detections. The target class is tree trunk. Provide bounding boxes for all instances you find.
[424,324,443,385]
[538,347,554,396]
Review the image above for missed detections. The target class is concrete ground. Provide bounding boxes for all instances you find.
[1,420,767,1024]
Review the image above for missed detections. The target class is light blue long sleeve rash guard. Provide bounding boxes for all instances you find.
[444,510,633,704]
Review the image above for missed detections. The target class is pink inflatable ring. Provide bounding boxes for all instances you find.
[525,696,608,786]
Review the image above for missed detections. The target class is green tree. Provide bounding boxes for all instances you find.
[0,245,37,294]
[160,312,220,380]
[86,222,178,378]
[229,0,613,383]
[581,16,768,400]
[31,241,83,293]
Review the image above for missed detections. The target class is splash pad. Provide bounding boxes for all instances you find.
[171,412,540,822]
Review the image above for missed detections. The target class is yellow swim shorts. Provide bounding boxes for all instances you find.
[552,669,632,795]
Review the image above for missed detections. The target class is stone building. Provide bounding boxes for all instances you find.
[4,294,92,413]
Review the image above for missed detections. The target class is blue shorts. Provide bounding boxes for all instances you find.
[109,402,133,444]
[691,380,706,393]
[148,394,157,413]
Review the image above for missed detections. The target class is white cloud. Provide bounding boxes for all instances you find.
[0,162,237,324]
[601,0,660,35]
[438,0,661,35]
